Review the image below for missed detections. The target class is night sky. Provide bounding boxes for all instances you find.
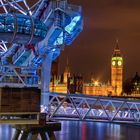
[59,0,140,82]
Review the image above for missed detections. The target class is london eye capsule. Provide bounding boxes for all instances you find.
[0,14,48,45]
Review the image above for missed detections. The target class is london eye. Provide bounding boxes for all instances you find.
[0,0,83,67]
[0,0,83,107]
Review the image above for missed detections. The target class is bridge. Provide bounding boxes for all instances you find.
[46,93,140,124]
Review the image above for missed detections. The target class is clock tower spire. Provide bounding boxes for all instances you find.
[111,39,123,96]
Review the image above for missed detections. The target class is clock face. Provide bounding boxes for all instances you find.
[118,61,122,66]
[112,61,115,66]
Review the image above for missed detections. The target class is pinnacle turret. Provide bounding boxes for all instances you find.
[112,39,122,57]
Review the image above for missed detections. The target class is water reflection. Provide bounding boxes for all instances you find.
[0,121,140,140]
[0,125,15,140]
[55,121,140,140]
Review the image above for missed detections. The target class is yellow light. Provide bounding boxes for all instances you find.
[94,81,99,86]
[112,61,115,66]
[118,61,122,66]
[112,57,123,61]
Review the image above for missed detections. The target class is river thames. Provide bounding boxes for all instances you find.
[0,121,140,140]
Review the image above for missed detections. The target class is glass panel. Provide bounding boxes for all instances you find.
[34,19,47,37]
[34,28,42,36]
[24,19,32,34]
[17,17,25,26]
[17,17,26,33]
[6,24,14,32]
[5,17,14,24]
[18,25,24,33]
[0,16,4,23]
[17,16,32,34]
[25,19,31,26]
[0,23,5,32]
[0,15,5,32]
[34,20,46,30]
[5,15,14,32]
[41,30,47,38]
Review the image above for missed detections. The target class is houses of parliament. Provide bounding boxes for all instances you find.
[50,41,123,96]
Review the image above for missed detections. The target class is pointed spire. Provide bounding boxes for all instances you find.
[116,38,119,43]
[135,72,139,78]
[63,57,70,84]
[115,38,120,51]
[64,57,70,73]
[112,38,121,57]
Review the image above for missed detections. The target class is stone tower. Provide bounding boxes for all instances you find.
[111,40,123,96]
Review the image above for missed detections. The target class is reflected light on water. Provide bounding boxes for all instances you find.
[0,121,140,140]
[0,125,15,140]
[106,123,122,140]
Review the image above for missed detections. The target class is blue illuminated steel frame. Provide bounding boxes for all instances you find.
[0,0,83,108]
[0,1,83,67]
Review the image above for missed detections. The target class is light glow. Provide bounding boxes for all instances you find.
[52,48,56,52]
[94,80,99,86]
[112,57,123,61]
[65,16,81,34]
[112,61,115,66]
[118,61,122,66]
[53,32,63,45]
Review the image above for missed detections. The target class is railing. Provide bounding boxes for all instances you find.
[0,65,39,87]
[48,92,140,123]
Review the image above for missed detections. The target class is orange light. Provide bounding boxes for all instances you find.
[94,80,99,86]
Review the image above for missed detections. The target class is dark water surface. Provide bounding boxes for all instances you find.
[0,121,140,140]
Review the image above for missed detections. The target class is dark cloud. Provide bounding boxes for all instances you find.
[59,0,140,81]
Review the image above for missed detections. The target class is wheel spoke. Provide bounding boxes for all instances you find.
[0,0,8,13]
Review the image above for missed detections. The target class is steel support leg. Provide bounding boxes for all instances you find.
[20,131,29,140]
[40,132,48,140]
[12,129,21,140]
[31,133,38,140]
[47,131,56,140]
[41,53,53,106]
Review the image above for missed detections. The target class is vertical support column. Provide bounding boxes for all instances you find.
[20,131,29,140]
[41,52,53,107]
[31,133,38,140]
[47,131,56,140]
[40,132,48,140]
[12,129,21,140]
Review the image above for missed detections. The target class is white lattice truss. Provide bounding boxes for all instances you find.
[48,93,140,123]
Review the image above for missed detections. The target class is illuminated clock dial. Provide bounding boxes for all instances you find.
[118,61,122,66]
[112,61,115,66]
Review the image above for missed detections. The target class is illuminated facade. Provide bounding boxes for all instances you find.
[50,41,123,96]
[50,63,70,93]
[50,65,83,94]
[63,63,70,84]
[83,40,123,96]
[83,82,113,96]
[111,40,123,96]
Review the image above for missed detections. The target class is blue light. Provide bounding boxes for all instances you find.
[52,48,60,60]
[65,16,81,34]
[52,15,81,46]
[52,48,56,52]
[53,32,64,45]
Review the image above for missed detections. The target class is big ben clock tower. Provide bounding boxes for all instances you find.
[111,40,123,96]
